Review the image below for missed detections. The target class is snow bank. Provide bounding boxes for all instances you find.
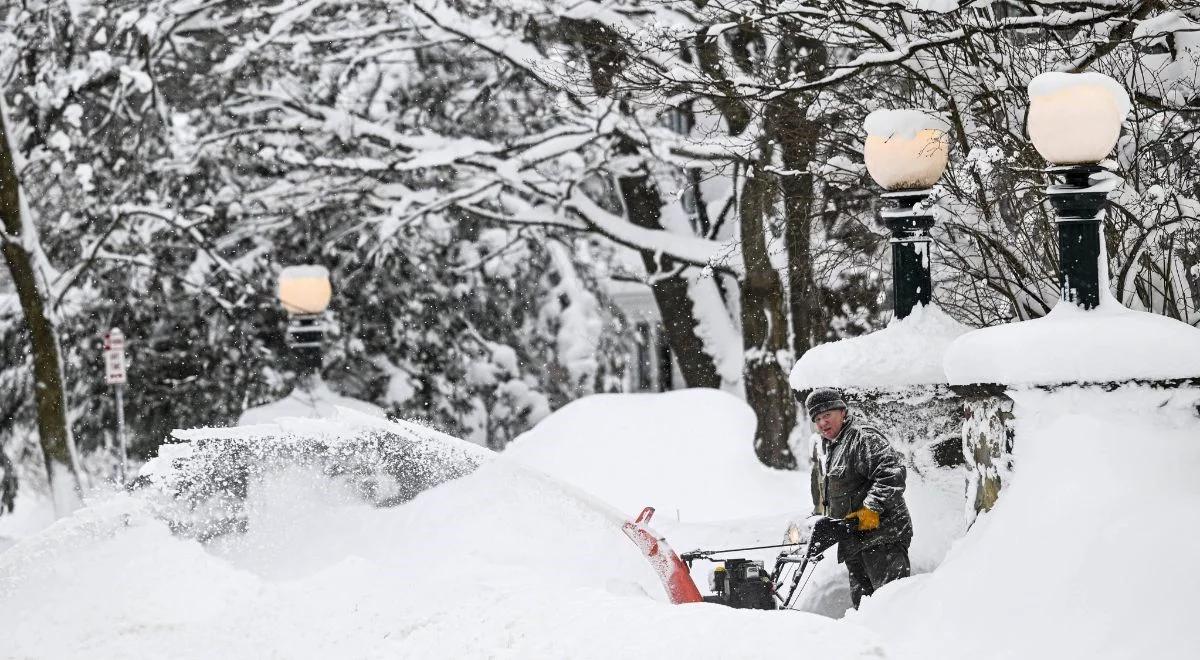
[944,300,1200,385]
[0,491,55,553]
[791,304,970,389]
[854,386,1200,659]
[505,389,808,522]
[237,380,385,425]
[0,417,884,660]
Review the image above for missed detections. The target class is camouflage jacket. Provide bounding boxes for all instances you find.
[810,416,913,561]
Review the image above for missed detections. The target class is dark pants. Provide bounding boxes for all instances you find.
[845,542,910,608]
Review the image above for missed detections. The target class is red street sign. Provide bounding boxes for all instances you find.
[103,328,125,351]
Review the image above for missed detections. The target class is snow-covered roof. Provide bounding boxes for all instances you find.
[790,304,971,390]
[943,300,1200,386]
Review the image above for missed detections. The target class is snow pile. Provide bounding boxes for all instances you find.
[790,304,971,389]
[854,386,1200,659]
[944,300,1200,385]
[0,416,884,660]
[237,379,385,425]
[0,491,55,553]
[505,389,807,522]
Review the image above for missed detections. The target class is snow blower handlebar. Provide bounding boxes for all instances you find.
[680,542,801,566]
[681,516,857,566]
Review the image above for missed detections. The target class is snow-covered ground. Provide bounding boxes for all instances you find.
[0,490,54,554]
[2,386,1196,658]
[0,401,883,659]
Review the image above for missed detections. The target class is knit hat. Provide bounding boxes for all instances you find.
[804,388,847,421]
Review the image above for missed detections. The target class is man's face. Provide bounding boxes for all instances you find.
[814,408,847,440]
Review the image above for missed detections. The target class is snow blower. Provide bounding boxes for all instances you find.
[621,507,855,611]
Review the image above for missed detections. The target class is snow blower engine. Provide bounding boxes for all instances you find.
[679,516,856,610]
[704,558,775,609]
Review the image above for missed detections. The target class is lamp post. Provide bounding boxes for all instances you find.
[278,265,332,385]
[863,109,951,319]
[1027,72,1130,310]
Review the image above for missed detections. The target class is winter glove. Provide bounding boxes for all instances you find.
[845,507,881,532]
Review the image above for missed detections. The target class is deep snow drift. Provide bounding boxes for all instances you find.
[505,389,807,522]
[0,410,884,660]
[854,386,1200,659]
[3,386,1196,658]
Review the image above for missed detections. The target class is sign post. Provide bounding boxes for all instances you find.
[103,328,128,483]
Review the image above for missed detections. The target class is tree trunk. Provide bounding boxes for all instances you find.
[773,37,828,359]
[617,166,723,389]
[566,21,726,391]
[0,97,81,512]
[738,162,797,469]
[768,99,823,358]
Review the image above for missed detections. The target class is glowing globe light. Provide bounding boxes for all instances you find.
[1027,72,1130,165]
[863,109,951,191]
[278,265,332,315]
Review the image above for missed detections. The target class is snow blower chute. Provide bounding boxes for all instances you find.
[622,508,855,610]
[621,507,704,604]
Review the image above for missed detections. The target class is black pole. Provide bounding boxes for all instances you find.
[286,315,325,381]
[880,189,936,319]
[1045,165,1108,310]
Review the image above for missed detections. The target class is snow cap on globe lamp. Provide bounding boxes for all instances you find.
[278,265,332,315]
[863,109,951,191]
[1027,72,1130,165]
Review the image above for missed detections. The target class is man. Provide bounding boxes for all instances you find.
[806,387,912,608]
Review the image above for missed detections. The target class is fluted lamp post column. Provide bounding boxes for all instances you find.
[1027,72,1130,310]
[863,110,951,319]
[278,265,332,385]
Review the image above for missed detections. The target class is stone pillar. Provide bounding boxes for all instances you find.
[960,393,1015,525]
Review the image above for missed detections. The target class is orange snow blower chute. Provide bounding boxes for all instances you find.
[621,507,704,604]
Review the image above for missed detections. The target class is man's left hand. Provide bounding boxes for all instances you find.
[846,507,881,531]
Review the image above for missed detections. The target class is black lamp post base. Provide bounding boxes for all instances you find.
[880,189,936,320]
[287,314,326,378]
[1044,165,1113,310]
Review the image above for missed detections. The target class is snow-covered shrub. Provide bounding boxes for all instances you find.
[139,416,489,541]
